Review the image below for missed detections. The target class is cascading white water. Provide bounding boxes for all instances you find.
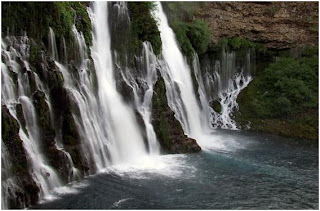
[1,36,62,204]
[89,1,147,164]
[48,27,59,61]
[53,25,110,171]
[196,48,253,129]
[212,73,252,129]
[153,2,204,139]
[2,2,257,208]
[120,42,160,154]
[154,2,253,138]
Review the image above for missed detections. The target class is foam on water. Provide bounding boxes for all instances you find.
[196,133,249,152]
[103,154,196,179]
[39,181,89,204]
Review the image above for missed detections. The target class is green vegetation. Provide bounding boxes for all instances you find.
[152,77,170,148]
[128,2,162,55]
[162,2,210,57]
[236,45,318,140]
[2,2,92,46]
[208,37,267,53]
[265,6,279,17]
[170,19,211,57]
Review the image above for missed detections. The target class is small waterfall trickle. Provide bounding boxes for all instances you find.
[1,36,62,205]
[120,42,160,155]
[48,27,59,61]
[54,25,110,171]
[196,48,254,129]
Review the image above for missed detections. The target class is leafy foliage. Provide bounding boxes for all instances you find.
[2,2,92,46]
[187,19,211,55]
[236,46,318,140]
[162,2,210,57]
[208,37,267,53]
[128,2,162,55]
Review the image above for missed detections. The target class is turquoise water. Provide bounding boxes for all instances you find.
[33,130,318,209]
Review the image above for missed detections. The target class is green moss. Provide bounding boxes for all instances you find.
[128,2,162,55]
[170,20,194,57]
[167,18,211,57]
[158,117,170,149]
[162,2,210,57]
[70,2,92,46]
[2,2,92,47]
[209,37,267,53]
[29,44,42,72]
[152,77,172,150]
[266,6,279,17]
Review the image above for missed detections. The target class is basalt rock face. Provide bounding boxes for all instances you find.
[152,75,201,154]
[196,2,318,49]
[2,105,40,209]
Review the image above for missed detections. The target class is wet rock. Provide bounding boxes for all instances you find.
[32,90,70,183]
[15,103,28,135]
[2,105,40,208]
[26,71,37,94]
[48,71,64,89]
[61,109,90,175]
[50,86,89,176]
[152,75,201,153]
[117,79,134,104]
[211,100,222,113]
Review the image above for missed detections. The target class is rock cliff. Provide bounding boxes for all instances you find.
[195,2,318,49]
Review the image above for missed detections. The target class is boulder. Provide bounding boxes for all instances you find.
[152,74,201,153]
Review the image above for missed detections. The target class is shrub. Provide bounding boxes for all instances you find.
[274,96,291,116]
[238,47,318,120]
[128,2,162,55]
[171,21,195,57]
[186,19,211,55]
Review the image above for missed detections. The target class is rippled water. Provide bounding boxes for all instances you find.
[33,130,318,209]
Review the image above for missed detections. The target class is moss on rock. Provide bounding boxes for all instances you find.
[152,74,201,153]
[128,2,162,55]
[2,2,92,48]
[2,105,40,208]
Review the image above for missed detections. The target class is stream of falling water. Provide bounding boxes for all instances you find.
[153,2,204,139]
[1,36,62,206]
[153,2,253,149]
[120,42,161,155]
[2,2,254,208]
[89,1,148,164]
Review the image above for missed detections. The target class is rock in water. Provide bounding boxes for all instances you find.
[152,75,201,154]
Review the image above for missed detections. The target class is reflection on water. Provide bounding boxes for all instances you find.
[33,130,318,209]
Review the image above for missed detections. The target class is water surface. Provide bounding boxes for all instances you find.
[33,130,318,209]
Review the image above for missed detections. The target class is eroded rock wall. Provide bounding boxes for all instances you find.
[196,2,318,49]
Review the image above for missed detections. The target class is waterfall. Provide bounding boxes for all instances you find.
[120,42,160,155]
[89,1,147,163]
[1,36,62,205]
[54,25,110,171]
[196,48,254,129]
[154,2,253,133]
[153,2,204,139]
[1,2,256,208]
[48,27,59,61]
